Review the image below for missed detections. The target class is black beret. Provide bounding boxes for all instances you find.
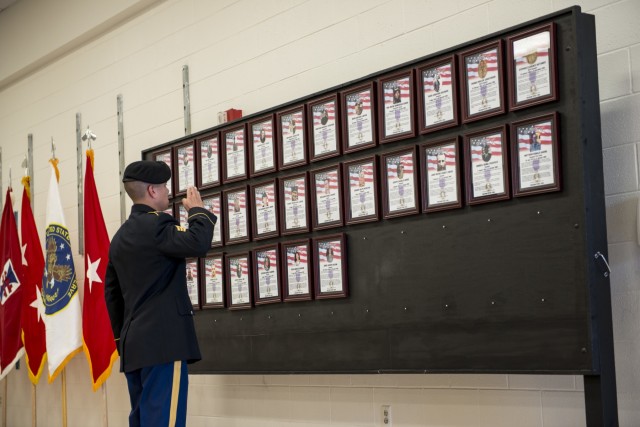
[122,160,171,184]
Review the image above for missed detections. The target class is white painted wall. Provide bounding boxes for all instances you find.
[0,0,638,425]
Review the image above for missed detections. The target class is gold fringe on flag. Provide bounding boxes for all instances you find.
[86,148,95,170]
[21,175,31,201]
[49,158,60,183]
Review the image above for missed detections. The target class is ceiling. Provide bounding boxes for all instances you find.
[0,0,18,14]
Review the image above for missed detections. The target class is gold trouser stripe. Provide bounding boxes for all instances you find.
[168,361,181,426]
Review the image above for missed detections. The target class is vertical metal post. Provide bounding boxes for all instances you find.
[76,113,84,254]
[27,134,34,211]
[182,65,191,135]
[117,95,126,224]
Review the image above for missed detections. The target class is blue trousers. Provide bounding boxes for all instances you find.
[125,361,188,427]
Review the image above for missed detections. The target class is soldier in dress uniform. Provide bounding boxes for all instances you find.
[105,160,216,427]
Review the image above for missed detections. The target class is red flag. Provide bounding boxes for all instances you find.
[0,187,25,379]
[82,150,117,391]
[20,182,47,384]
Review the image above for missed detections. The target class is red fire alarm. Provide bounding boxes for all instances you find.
[225,108,243,122]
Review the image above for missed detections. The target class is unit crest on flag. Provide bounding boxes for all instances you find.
[43,226,77,314]
[1,260,20,304]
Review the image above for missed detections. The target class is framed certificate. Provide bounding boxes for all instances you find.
[225,252,252,310]
[420,138,462,213]
[277,105,307,170]
[417,56,459,134]
[279,172,310,236]
[252,244,282,305]
[223,186,250,245]
[460,41,506,123]
[313,234,348,300]
[341,82,377,154]
[174,203,188,230]
[511,112,561,197]
[174,141,196,196]
[381,147,419,218]
[251,179,279,240]
[222,125,247,183]
[377,70,416,144]
[196,132,220,189]
[310,165,343,231]
[308,94,341,162]
[248,114,277,177]
[508,23,558,110]
[282,239,312,302]
[201,254,225,309]
[343,156,379,225]
[202,193,223,247]
[151,149,173,197]
[464,125,510,205]
[185,258,200,309]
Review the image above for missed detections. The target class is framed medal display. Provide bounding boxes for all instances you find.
[196,132,220,189]
[377,70,416,144]
[511,112,561,197]
[308,94,341,162]
[223,186,250,245]
[460,40,506,123]
[341,82,377,154]
[279,172,310,236]
[343,156,379,225]
[174,141,196,196]
[313,234,348,300]
[248,114,277,177]
[310,164,344,231]
[420,138,463,213]
[463,125,510,205]
[381,147,420,219]
[185,258,200,309]
[277,105,307,170]
[416,55,459,134]
[151,148,173,197]
[281,239,313,302]
[252,244,282,305]
[250,179,279,241]
[225,252,252,310]
[507,23,558,111]
[202,193,223,247]
[201,254,225,309]
[221,124,248,183]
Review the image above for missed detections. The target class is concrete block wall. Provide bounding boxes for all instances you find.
[0,0,638,425]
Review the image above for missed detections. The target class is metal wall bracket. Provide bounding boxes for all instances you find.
[183,65,191,135]
[27,134,34,211]
[117,94,126,224]
[76,113,84,254]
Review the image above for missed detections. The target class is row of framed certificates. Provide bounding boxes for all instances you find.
[151,23,558,197]
[166,112,561,246]
[185,234,347,310]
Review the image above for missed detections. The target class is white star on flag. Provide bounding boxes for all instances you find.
[30,286,45,324]
[60,243,65,250]
[86,255,102,293]
[66,254,71,261]
[21,243,28,266]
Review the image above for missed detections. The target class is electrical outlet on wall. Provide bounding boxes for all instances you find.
[382,404,392,426]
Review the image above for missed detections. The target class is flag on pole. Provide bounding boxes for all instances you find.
[20,178,47,384]
[0,187,25,380]
[82,149,117,391]
[43,159,82,382]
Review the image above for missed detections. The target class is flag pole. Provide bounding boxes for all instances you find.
[31,383,36,427]
[61,369,67,427]
[102,383,108,427]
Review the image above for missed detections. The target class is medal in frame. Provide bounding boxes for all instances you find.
[381,147,420,219]
[420,138,462,213]
[201,254,225,309]
[223,186,250,245]
[308,94,341,162]
[251,179,279,241]
[459,40,506,123]
[313,234,348,300]
[341,82,377,154]
[279,172,310,236]
[252,244,282,305]
[463,125,510,205]
[277,105,308,170]
[377,70,416,144]
[310,165,344,231]
[196,132,220,189]
[248,114,277,177]
[222,124,248,183]
[151,148,173,197]
[343,156,379,225]
[174,141,196,196]
[282,239,313,302]
[185,257,200,310]
[225,252,252,310]
[416,55,459,134]
[511,112,561,197]
[202,193,223,247]
[508,23,558,111]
